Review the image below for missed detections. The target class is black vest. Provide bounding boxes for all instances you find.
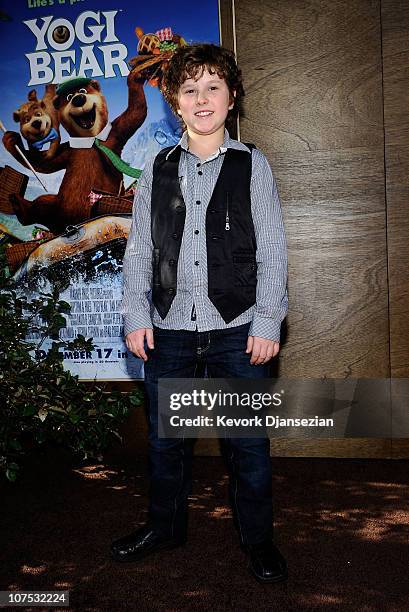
[151,145,257,323]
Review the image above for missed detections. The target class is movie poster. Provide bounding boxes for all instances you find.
[0,0,220,380]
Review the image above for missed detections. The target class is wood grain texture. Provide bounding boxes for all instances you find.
[391,439,409,459]
[236,0,384,153]
[218,0,238,138]
[105,2,409,459]
[192,438,393,458]
[114,405,397,458]
[382,0,409,377]
[235,0,390,378]
[218,0,235,51]
[269,438,392,458]
[275,148,389,377]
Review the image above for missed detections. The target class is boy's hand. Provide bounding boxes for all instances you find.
[246,336,280,365]
[125,328,154,361]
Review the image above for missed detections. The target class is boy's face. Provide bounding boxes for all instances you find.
[177,68,234,138]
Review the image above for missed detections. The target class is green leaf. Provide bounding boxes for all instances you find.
[23,405,38,417]
[47,406,68,415]
[69,413,81,424]
[6,468,18,482]
[0,248,142,482]
[9,440,22,451]
[57,301,71,313]
[130,394,144,406]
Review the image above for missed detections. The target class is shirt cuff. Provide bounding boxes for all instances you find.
[123,312,153,337]
[248,314,282,343]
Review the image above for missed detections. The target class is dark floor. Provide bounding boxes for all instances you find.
[1,447,408,612]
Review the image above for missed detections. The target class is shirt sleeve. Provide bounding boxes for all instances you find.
[121,156,155,336]
[248,148,289,342]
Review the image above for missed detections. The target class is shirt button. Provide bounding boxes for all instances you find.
[196,200,201,205]
[196,163,201,168]
[194,230,199,235]
[194,261,199,266]
[198,171,203,176]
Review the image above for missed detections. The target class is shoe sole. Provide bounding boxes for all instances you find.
[110,541,185,563]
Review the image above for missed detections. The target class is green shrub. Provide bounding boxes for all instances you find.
[0,250,143,482]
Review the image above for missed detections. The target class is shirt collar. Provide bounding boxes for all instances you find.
[69,122,112,149]
[165,128,251,161]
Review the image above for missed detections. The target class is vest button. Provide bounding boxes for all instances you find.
[194,230,199,235]
[175,205,184,213]
[209,209,216,213]
[172,233,178,239]
[168,288,175,294]
[169,259,176,266]
[211,235,219,241]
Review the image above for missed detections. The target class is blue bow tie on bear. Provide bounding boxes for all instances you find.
[30,127,59,151]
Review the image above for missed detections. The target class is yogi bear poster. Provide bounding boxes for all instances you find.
[0,0,220,380]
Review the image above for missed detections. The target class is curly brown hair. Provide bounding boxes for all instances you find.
[160,43,244,129]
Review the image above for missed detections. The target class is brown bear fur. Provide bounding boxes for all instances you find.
[13,84,60,159]
[2,72,147,234]
[53,79,108,137]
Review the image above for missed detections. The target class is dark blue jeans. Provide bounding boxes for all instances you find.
[143,322,274,547]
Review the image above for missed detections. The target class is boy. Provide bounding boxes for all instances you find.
[112,44,289,584]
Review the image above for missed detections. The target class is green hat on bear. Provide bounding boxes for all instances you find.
[56,77,92,97]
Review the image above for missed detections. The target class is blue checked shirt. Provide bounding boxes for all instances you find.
[121,129,288,342]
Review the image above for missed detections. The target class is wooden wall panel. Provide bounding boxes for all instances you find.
[116,405,401,459]
[219,0,235,51]
[382,0,409,378]
[114,2,409,460]
[235,0,390,378]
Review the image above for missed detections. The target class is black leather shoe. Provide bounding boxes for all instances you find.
[110,525,186,563]
[248,540,288,583]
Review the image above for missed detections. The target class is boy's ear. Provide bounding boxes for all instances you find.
[228,90,236,110]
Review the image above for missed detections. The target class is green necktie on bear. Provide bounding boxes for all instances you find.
[94,138,142,179]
